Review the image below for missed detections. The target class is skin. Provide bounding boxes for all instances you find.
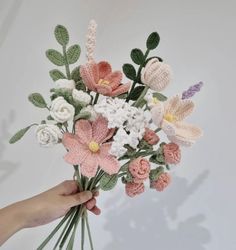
[0,180,101,246]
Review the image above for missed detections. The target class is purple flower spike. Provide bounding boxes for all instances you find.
[182,81,204,100]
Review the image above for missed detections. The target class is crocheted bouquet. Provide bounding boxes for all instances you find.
[9,20,203,249]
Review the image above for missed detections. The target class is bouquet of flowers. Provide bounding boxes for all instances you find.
[9,20,203,249]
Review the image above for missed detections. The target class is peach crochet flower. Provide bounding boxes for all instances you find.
[143,128,160,145]
[80,61,131,97]
[62,116,120,177]
[128,157,151,183]
[125,182,145,197]
[151,172,171,191]
[151,95,202,146]
[163,143,181,164]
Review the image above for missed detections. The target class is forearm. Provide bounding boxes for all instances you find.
[0,202,25,246]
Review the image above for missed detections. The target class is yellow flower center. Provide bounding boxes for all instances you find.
[98,79,110,85]
[151,97,159,105]
[164,113,177,123]
[88,141,100,153]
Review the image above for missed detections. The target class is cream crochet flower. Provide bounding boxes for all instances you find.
[151,95,202,146]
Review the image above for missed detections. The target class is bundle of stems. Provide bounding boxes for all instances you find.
[37,166,103,250]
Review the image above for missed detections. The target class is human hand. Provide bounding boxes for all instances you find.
[19,180,101,228]
[0,180,101,246]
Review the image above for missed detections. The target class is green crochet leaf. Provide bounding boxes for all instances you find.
[74,111,91,121]
[153,92,167,101]
[28,93,47,108]
[149,166,164,181]
[54,25,69,46]
[146,32,160,50]
[67,45,81,64]
[100,173,118,191]
[49,69,66,81]
[71,66,81,82]
[131,48,145,65]
[122,63,136,81]
[129,86,145,100]
[9,125,33,144]
[46,49,65,66]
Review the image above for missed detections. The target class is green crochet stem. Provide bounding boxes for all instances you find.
[133,85,149,107]
[126,49,150,102]
[63,45,71,79]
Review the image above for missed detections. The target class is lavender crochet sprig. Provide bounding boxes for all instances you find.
[182,82,203,100]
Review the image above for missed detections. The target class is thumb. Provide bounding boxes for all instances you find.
[65,191,93,207]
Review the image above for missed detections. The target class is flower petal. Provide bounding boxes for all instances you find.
[168,121,203,147]
[175,99,194,121]
[98,61,112,79]
[98,154,120,175]
[164,95,181,115]
[75,119,92,144]
[96,84,113,96]
[62,133,90,165]
[80,62,99,91]
[110,82,131,97]
[80,153,98,177]
[151,102,165,127]
[99,142,112,156]
[104,71,122,89]
[161,120,176,136]
[92,116,110,143]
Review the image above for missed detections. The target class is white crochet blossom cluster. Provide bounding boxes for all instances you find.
[86,20,97,62]
[94,97,151,157]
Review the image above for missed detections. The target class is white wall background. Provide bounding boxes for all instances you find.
[0,0,235,249]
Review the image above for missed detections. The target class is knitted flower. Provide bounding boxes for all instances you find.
[128,157,151,183]
[151,95,202,146]
[50,97,75,123]
[62,116,120,177]
[150,172,171,191]
[141,58,171,91]
[80,61,131,97]
[143,128,160,145]
[55,79,75,90]
[163,143,181,164]
[125,182,145,197]
[36,124,62,147]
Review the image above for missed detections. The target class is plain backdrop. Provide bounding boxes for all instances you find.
[0,0,235,249]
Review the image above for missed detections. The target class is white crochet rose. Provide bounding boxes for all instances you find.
[72,89,91,105]
[36,124,62,147]
[50,97,75,123]
[55,79,75,90]
[141,58,171,91]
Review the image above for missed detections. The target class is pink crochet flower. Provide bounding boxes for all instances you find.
[62,116,120,177]
[128,157,151,183]
[143,128,160,145]
[163,142,181,164]
[125,182,145,197]
[80,61,131,97]
[151,172,171,191]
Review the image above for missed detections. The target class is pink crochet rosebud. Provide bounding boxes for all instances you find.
[151,172,171,191]
[128,157,151,183]
[125,182,145,197]
[163,142,181,164]
[143,128,160,145]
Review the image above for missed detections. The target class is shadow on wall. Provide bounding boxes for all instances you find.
[0,0,23,48]
[0,111,19,184]
[103,171,210,250]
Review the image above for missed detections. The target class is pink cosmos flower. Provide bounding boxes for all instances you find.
[143,128,160,145]
[125,182,145,197]
[150,172,171,191]
[163,142,181,164]
[62,116,120,177]
[80,61,131,97]
[128,157,151,183]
